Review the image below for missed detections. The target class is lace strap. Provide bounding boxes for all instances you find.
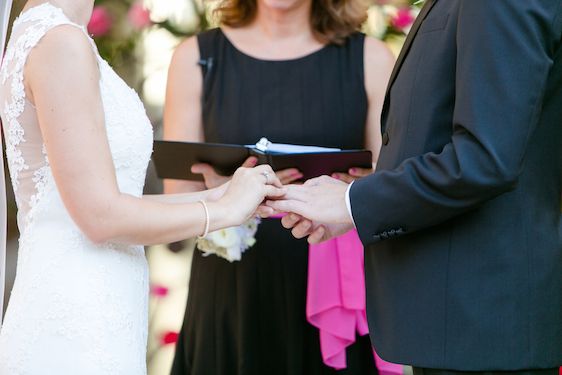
[0,3,99,188]
[4,3,98,81]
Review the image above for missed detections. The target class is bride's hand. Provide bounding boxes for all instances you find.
[206,180,230,202]
[217,165,286,225]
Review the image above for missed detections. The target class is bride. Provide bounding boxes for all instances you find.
[0,0,284,373]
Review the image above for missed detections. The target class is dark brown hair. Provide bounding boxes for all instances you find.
[213,0,368,45]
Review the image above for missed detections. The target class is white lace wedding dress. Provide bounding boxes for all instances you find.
[0,3,153,374]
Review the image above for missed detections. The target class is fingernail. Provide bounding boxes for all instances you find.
[350,168,356,173]
[332,174,340,180]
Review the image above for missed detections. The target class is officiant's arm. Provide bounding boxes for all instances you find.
[331,36,394,183]
[347,0,562,245]
[163,37,205,194]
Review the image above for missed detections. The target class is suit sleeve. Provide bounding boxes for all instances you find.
[350,0,562,246]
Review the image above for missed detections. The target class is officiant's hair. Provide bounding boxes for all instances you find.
[212,0,368,45]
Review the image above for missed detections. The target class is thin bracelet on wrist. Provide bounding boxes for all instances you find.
[197,200,210,238]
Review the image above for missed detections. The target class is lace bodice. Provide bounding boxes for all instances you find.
[0,2,153,234]
[0,3,153,374]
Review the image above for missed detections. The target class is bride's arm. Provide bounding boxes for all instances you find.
[26,26,281,246]
[143,185,225,204]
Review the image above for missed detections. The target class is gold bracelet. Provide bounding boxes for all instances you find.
[197,200,210,238]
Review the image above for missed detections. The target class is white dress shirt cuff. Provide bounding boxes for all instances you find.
[345,182,356,228]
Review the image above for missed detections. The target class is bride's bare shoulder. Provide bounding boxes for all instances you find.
[25,24,99,85]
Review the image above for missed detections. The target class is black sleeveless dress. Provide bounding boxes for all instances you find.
[171,28,378,375]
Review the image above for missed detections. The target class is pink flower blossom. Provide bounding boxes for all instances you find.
[391,8,416,31]
[128,2,152,30]
[88,6,112,37]
[161,331,179,345]
[151,285,169,298]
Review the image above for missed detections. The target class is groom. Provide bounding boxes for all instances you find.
[268,1,562,374]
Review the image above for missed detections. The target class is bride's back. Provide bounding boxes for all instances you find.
[0,3,152,234]
[0,3,70,232]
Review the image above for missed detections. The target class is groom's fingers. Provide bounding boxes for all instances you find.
[308,226,326,244]
[291,219,313,239]
[265,199,306,217]
[281,213,302,229]
[282,185,309,202]
[256,205,276,218]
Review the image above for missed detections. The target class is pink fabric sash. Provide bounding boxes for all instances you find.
[307,230,402,373]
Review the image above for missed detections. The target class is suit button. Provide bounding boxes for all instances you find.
[382,132,389,146]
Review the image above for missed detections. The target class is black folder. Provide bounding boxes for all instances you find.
[152,140,372,182]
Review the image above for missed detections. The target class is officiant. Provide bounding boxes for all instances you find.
[162,0,395,372]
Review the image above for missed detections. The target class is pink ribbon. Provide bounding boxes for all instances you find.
[307,230,402,373]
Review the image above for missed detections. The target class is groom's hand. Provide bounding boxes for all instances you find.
[266,175,354,225]
[281,213,353,244]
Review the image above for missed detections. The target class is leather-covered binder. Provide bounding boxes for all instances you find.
[152,139,372,182]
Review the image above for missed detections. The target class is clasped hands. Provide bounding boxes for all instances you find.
[193,156,371,243]
[259,176,356,244]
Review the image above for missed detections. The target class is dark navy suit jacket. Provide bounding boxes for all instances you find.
[350,0,562,370]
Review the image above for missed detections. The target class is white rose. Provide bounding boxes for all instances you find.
[206,228,241,249]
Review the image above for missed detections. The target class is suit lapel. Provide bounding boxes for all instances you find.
[381,0,438,120]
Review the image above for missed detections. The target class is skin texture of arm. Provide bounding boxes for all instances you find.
[26,26,283,245]
[162,36,206,194]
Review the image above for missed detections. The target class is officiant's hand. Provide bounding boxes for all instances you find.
[265,176,354,226]
[192,156,259,189]
[192,158,303,189]
[331,166,373,184]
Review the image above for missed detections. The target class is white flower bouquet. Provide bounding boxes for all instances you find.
[196,217,260,262]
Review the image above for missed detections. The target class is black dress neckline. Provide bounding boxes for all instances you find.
[218,28,331,63]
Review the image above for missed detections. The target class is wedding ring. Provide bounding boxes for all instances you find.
[261,171,271,184]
